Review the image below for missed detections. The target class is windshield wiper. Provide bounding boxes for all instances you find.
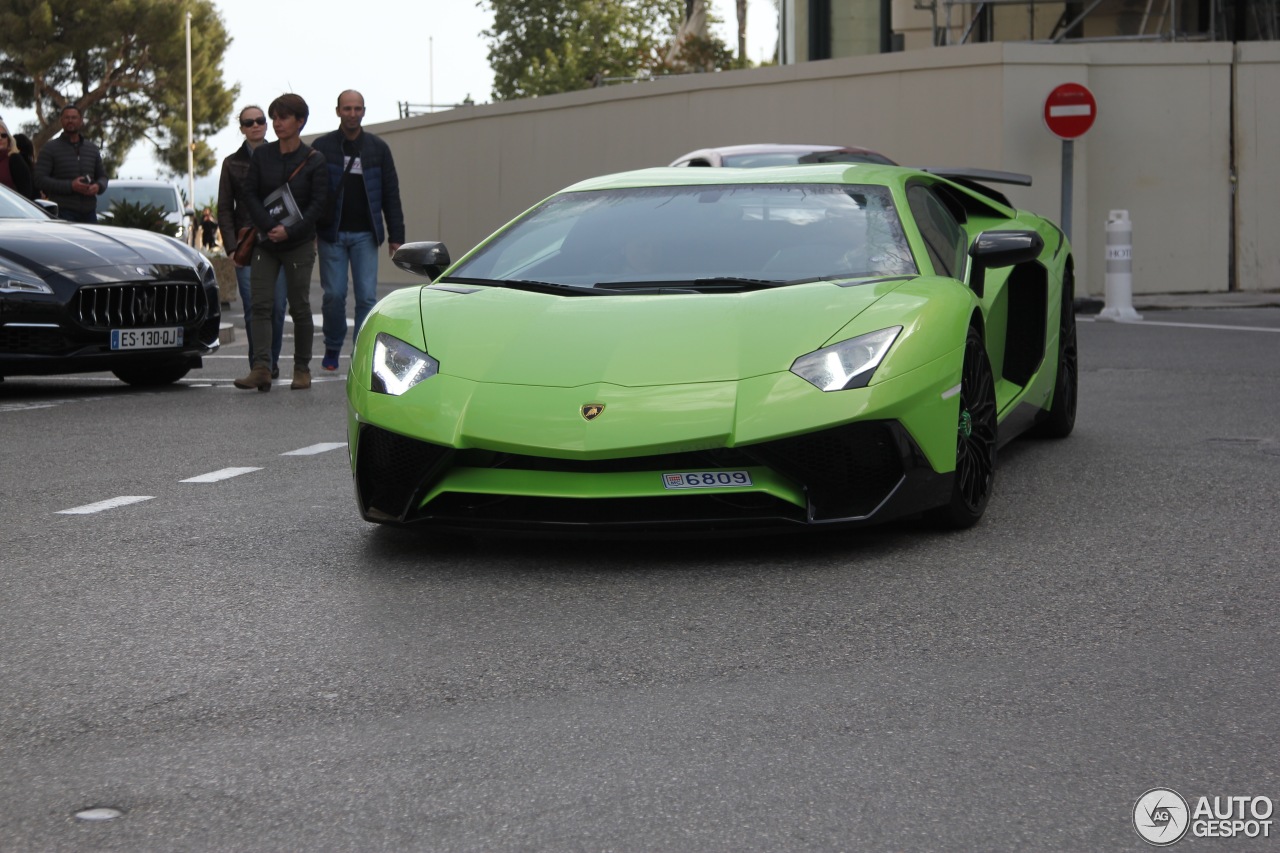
[693,277,787,290]
[595,277,787,293]
[438,276,610,296]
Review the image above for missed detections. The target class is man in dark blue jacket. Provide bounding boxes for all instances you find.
[312,90,406,372]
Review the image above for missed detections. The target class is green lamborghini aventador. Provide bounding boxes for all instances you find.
[346,163,1077,534]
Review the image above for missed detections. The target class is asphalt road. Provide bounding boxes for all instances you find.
[1,299,1277,852]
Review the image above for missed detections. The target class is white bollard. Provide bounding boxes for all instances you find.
[1098,209,1142,322]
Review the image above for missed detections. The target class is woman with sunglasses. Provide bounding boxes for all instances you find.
[218,105,287,379]
[0,119,36,200]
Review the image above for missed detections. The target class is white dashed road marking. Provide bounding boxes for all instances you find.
[57,496,154,515]
[1,396,113,412]
[1079,317,1280,333]
[281,442,348,456]
[180,467,263,483]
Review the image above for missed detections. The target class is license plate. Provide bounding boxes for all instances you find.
[662,471,753,490]
[111,327,183,350]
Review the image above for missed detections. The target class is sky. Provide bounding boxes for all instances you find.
[7,0,780,205]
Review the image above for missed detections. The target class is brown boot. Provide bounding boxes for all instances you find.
[290,366,311,390]
[233,365,272,392]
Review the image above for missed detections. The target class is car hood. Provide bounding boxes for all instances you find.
[420,278,907,386]
[0,221,198,284]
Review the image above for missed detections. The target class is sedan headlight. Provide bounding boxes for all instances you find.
[371,332,439,396]
[0,274,52,295]
[790,326,902,391]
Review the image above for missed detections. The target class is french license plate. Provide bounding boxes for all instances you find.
[111,327,183,350]
[662,471,753,490]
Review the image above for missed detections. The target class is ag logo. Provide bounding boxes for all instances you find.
[581,403,605,421]
[1134,788,1190,846]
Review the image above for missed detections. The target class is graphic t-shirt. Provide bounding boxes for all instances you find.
[339,137,374,234]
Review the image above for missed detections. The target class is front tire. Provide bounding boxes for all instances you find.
[112,361,192,387]
[930,326,997,529]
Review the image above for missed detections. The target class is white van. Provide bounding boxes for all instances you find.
[96,180,195,242]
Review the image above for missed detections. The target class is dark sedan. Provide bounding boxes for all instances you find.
[669,143,898,168]
[0,183,220,385]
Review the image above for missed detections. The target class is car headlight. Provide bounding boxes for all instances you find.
[196,256,217,285]
[0,274,52,295]
[371,332,439,396]
[790,326,902,391]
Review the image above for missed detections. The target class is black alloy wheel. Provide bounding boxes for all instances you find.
[1030,275,1078,438]
[930,326,997,529]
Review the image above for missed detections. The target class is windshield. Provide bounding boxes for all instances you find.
[449,183,916,289]
[97,185,181,214]
[0,183,52,219]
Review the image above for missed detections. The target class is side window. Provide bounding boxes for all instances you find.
[906,185,967,278]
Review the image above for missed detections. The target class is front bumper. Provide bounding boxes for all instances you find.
[347,342,966,536]
[0,282,221,376]
[351,419,952,536]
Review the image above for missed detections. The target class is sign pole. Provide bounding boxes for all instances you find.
[1060,138,1073,243]
[1043,82,1096,303]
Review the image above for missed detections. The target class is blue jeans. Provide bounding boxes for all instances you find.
[236,263,286,368]
[318,231,379,353]
[60,208,97,224]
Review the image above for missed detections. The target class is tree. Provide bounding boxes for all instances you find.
[482,0,685,100]
[736,0,747,61]
[660,0,749,74]
[0,0,238,178]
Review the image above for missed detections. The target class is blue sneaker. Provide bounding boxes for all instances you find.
[321,349,340,371]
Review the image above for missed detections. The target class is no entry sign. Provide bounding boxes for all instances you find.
[1044,83,1097,139]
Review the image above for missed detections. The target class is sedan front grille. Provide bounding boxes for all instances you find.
[73,282,208,329]
[0,326,67,354]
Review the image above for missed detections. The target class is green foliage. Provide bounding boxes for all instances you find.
[659,33,748,74]
[0,0,238,178]
[483,0,690,100]
[104,199,179,237]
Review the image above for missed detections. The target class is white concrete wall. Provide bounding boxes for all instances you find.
[352,42,1277,295]
[1235,41,1280,291]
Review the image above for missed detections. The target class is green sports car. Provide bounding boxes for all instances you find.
[346,164,1077,535]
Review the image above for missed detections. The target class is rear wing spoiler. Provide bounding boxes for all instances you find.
[915,168,1033,186]
[914,167,1033,208]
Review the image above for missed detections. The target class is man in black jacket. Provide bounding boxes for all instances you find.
[34,105,107,223]
[312,90,405,372]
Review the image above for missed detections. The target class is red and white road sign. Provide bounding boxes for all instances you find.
[1044,83,1097,139]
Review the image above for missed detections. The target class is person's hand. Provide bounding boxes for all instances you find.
[388,242,402,257]
[72,176,93,196]
[267,224,288,242]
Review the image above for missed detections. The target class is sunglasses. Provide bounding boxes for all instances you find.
[240,117,267,127]
[0,133,8,139]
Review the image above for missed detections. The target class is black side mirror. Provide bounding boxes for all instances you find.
[393,241,451,281]
[968,230,1043,297]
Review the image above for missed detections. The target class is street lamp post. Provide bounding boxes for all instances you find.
[185,11,196,245]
